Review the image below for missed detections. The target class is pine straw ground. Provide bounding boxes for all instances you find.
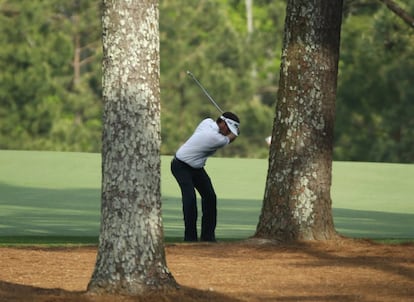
[1,238,413,302]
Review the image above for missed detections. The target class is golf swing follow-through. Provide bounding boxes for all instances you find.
[170,71,240,242]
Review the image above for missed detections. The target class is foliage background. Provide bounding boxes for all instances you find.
[0,0,413,162]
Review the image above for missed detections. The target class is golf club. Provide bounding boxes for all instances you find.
[186,70,224,114]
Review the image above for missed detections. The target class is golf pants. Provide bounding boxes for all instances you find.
[171,157,217,241]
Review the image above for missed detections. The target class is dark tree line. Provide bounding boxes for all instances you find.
[0,0,413,162]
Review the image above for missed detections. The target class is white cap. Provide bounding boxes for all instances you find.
[221,116,240,136]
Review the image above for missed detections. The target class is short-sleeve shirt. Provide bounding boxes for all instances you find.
[175,118,230,168]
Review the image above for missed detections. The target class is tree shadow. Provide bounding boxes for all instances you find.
[285,239,414,302]
[1,181,413,240]
[187,239,414,301]
[261,294,362,302]
[296,239,414,281]
[243,237,414,301]
[333,208,414,239]
[241,237,414,282]
[0,182,100,236]
[0,281,242,302]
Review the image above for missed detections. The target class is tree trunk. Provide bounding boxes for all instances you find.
[254,0,343,241]
[246,0,253,34]
[87,0,177,295]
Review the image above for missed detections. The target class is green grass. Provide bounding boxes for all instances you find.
[0,150,413,245]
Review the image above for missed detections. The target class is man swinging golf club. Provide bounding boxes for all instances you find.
[171,112,240,242]
[171,71,241,242]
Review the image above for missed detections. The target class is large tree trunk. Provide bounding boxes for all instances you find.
[87,0,177,295]
[255,0,343,241]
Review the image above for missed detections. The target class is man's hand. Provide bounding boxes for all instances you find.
[227,132,237,143]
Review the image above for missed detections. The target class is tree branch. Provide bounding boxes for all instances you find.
[378,0,414,29]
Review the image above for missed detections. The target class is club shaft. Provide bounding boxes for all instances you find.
[186,71,224,113]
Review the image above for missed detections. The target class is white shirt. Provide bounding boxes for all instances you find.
[175,118,230,168]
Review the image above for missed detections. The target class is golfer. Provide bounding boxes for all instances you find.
[171,112,240,242]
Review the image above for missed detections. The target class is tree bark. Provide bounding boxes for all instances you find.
[87,0,177,295]
[255,0,343,241]
[246,0,253,34]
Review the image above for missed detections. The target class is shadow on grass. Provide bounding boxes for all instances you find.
[333,208,414,239]
[0,281,242,302]
[1,182,413,240]
[0,182,100,236]
[0,236,99,246]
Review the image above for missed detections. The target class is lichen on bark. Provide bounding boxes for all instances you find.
[255,0,343,241]
[88,0,177,295]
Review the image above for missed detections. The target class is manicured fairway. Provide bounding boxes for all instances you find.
[0,150,413,241]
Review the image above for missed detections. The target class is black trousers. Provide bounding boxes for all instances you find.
[171,157,217,241]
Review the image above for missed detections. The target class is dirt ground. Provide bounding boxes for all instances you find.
[1,238,413,302]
